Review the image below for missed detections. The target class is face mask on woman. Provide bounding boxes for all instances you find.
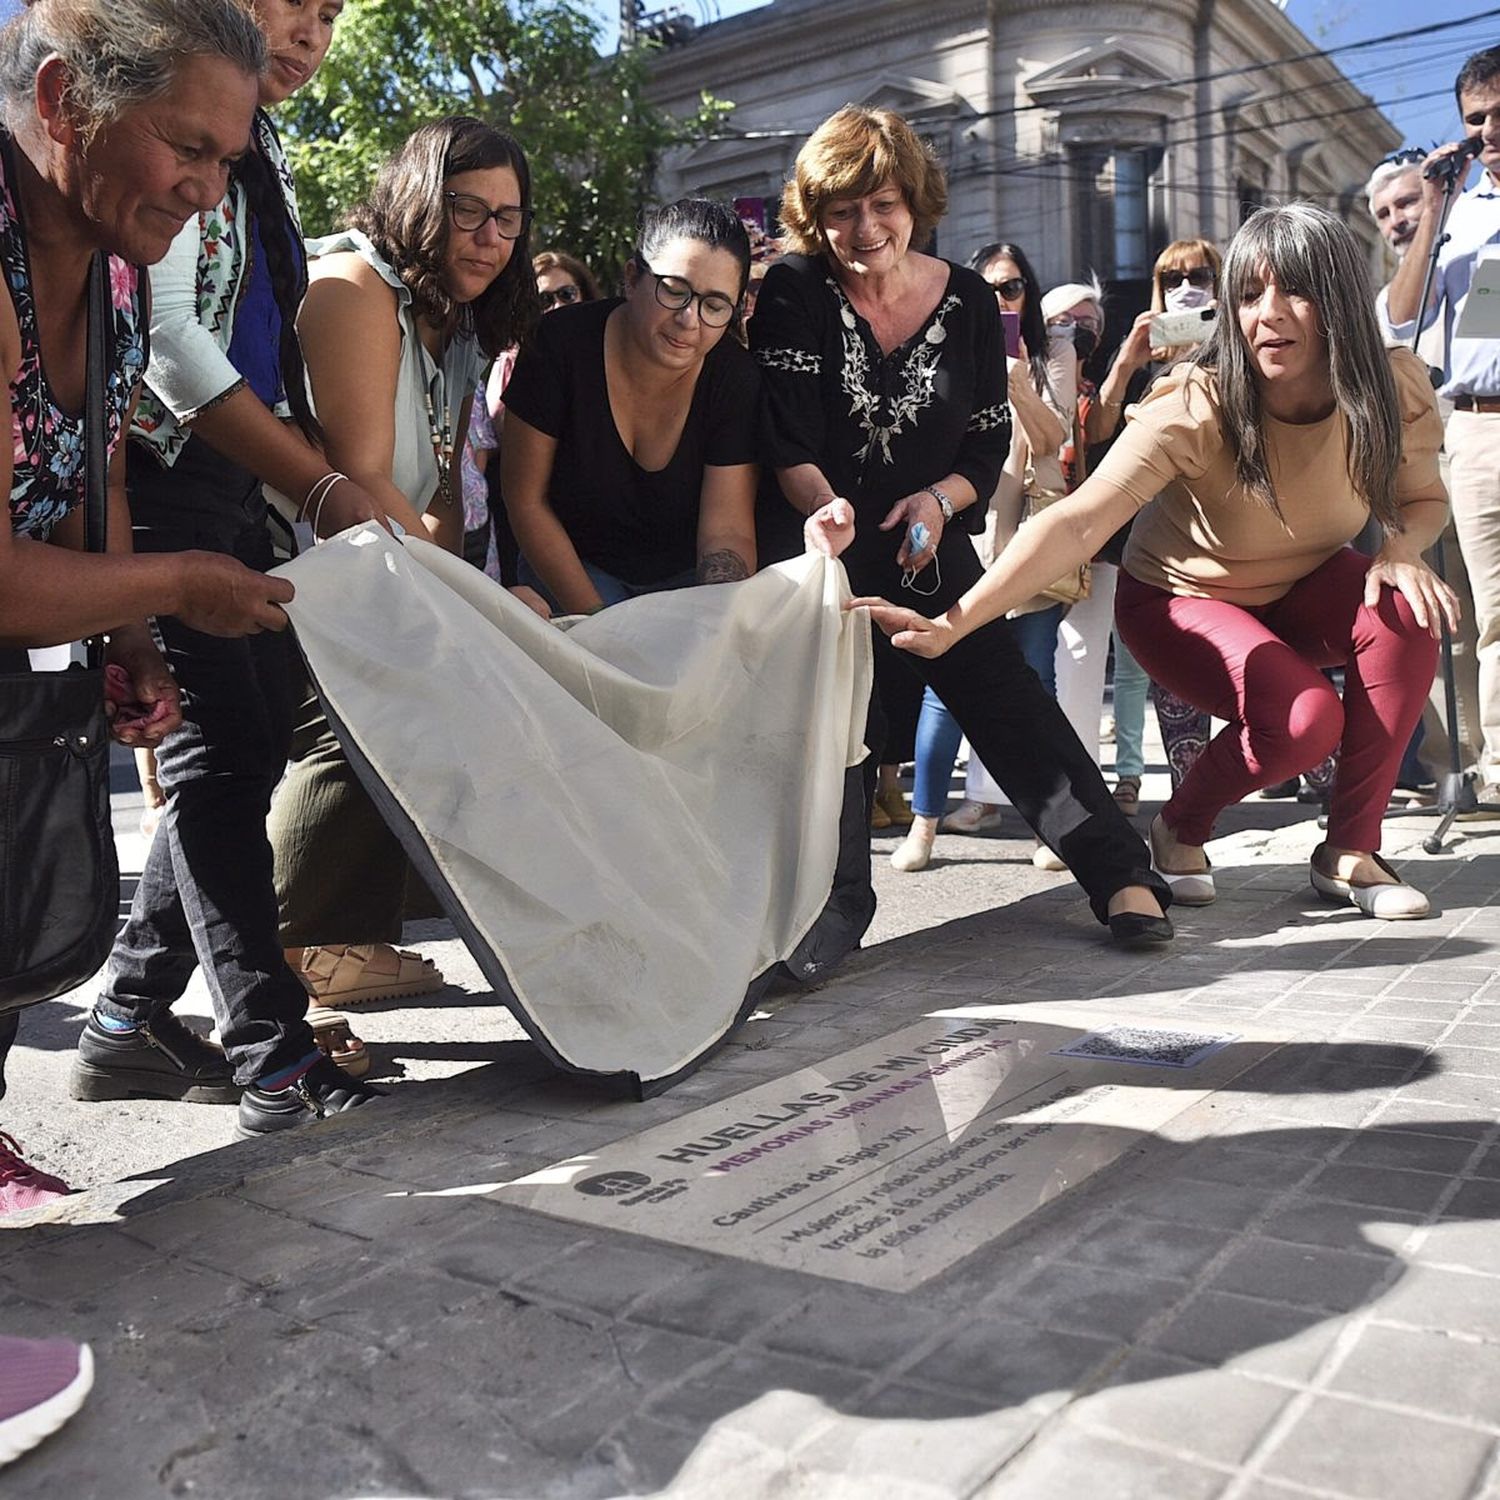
[1164,283,1214,314]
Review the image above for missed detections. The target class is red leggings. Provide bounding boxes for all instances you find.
[1115,548,1437,851]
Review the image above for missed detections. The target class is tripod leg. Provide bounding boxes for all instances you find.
[1424,537,1477,853]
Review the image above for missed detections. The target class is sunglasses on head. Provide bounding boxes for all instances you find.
[1159,266,1216,292]
[987,276,1026,301]
[539,283,582,311]
[1382,147,1427,167]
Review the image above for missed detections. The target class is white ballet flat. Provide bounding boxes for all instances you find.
[1309,847,1430,920]
[939,800,1003,835]
[890,824,936,873]
[1149,818,1215,905]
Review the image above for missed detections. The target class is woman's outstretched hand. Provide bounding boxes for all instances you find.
[805,496,855,559]
[1365,550,1461,639]
[846,596,958,658]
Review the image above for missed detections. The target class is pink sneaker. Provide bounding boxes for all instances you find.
[0,1337,93,1466]
[0,1133,71,1216]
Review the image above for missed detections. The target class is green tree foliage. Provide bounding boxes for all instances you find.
[280,0,732,284]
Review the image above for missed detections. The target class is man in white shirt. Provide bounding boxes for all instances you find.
[1384,45,1500,800]
[1367,151,1482,787]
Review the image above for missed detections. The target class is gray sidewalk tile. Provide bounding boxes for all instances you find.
[977,1428,1227,1500]
[1259,1395,1495,1500]
[1303,1162,1455,1214]
[1327,1323,1500,1426]
[1371,1263,1500,1338]
[1209,1238,1394,1313]
[1146,1290,1348,1382]
[903,1316,1119,1408]
[990,1261,1186,1343]
[1060,1213,1234,1281]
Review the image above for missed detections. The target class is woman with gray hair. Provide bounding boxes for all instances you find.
[0,0,293,1213]
[853,203,1456,920]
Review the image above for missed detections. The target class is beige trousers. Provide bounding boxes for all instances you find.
[1446,410,1500,780]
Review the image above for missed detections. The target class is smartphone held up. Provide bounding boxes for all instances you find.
[1149,306,1216,348]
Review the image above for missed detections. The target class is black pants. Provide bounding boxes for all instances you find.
[96,439,314,1083]
[847,526,1168,924]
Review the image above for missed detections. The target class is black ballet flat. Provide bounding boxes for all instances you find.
[1108,911,1175,949]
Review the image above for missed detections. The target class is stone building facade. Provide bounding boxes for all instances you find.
[645,0,1401,293]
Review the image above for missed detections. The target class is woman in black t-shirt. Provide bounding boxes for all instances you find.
[502,199,760,611]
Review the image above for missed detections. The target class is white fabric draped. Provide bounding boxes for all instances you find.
[277,527,871,1086]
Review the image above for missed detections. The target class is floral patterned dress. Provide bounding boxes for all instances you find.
[2,130,149,539]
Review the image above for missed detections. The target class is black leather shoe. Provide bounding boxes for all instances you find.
[1258,778,1300,800]
[236,1056,380,1138]
[1108,911,1175,949]
[70,1012,239,1104]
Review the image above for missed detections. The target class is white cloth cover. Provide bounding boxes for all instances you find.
[276,527,872,1087]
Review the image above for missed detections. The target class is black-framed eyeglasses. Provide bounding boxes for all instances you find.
[444,191,531,240]
[1159,265,1217,292]
[987,276,1026,301]
[1381,147,1427,167]
[638,255,738,328]
[539,283,583,312]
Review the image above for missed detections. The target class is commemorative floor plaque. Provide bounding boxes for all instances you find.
[493,1005,1272,1292]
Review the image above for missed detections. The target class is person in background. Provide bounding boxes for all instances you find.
[1383,46,1500,809]
[0,0,298,1202]
[501,198,758,613]
[758,105,1171,951]
[269,117,540,1013]
[892,239,1068,870]
[860,204,1453,923]
[1087,239,1222,812]
[481,248,602,584]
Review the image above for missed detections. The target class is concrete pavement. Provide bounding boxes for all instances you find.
[3,756,1500,1497]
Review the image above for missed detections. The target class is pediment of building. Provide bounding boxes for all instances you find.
[855,73,967,117]
[1023,39,1187,110]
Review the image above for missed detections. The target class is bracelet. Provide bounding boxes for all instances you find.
[921,484,955,523]
[304,472,347,537]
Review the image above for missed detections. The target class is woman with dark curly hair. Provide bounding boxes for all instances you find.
[268,116,541,1011]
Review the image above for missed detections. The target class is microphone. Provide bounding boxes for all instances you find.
[1423,136,1484,181]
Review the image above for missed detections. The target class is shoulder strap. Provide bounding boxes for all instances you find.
[83,253,109,668]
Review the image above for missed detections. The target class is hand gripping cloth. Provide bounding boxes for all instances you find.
[277,527,872,1093]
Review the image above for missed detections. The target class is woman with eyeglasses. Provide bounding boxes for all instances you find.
[1086,239,1222,818]
[759,105,1172,951]
[501,198,759,613]
[265,116,541,1017]
[857,204,1454,922]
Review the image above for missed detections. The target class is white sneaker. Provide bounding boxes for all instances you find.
[939,800,1003,834]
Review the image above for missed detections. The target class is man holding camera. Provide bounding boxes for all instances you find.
[1383,45,1500,803]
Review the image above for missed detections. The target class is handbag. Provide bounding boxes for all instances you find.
[1022,476,1091,607]
[0,254,119,1014]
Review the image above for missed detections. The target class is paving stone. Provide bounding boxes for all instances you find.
[1259,1196,1422,1253]
[1328,1324,1500,1425]
[1410,1218,1500,1276]
[1062,1214,1233,1282]
[419,1206,596,1287]
[904,1316,1118,1408]
[1146,1290,1346,1382]
[1304,1161,1454,1214]
[1261,1395,1494,1500]
[756,1283,955,1371]
[1442,1178,1500,1218]
[993,1261,1186,1343]
[510,1238,705,1315]
[977,1428,1226,1500]
[1210,1236,1394,1314]
[1373,1264,1500,1338]
[644,1349,869,1431]
[625,1262,816,1343]
[1070,1351,1294,1465]
[1334,1126,1481,1175]
[0,1225,164,1306]
[1122,1177,1276,1232]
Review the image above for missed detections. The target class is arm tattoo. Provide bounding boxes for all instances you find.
[697,548,751,585]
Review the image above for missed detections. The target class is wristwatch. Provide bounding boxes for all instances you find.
[921,484,955,523]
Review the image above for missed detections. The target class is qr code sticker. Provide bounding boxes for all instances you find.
[1052,1025,1238,1069]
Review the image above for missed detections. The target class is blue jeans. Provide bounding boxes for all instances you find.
[911,604,1064,817]
[1111,628,1150,779]
[517,555,697,610]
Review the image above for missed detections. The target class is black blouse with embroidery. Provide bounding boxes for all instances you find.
[750,252,1010,573]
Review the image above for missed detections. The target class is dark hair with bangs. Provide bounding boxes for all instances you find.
[1196,203,1401,531]
[968,240,1050,402]
[347,115,540,358]
[779,105,947,256]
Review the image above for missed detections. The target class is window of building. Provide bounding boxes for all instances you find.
[1069,145,1157,279]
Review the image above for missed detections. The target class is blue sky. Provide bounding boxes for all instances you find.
[591,0,1493,148]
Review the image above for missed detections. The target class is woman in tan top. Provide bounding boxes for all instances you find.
[847,203,1457,920]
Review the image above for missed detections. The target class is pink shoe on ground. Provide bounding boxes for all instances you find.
[0,1337,93,1466]
[0,1132,71,1216]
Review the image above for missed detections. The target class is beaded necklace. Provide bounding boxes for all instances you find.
[424,374,454,507]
